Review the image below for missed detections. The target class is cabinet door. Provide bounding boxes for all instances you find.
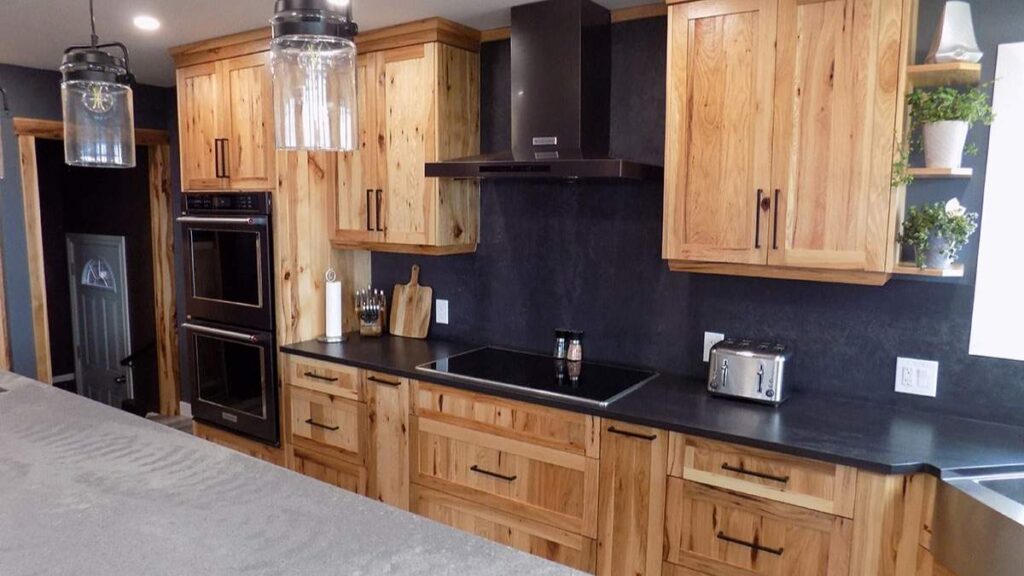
[663,0,777,264]
[177,62,225,190]
[379,44,437,246]
[596,422,668,576]
[767,0,903,271]
[335,52,385,244]
[365,371,410,509]
[221,53,275,190]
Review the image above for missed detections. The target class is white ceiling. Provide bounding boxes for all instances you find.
[0,0,652,87]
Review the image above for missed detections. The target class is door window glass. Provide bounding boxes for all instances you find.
[80,258,117,291]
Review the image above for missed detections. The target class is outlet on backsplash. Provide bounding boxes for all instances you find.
[436,299,449,325]
[895,357,939,397]
[703,332,725,362]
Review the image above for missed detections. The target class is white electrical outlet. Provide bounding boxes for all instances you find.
[703,332,726,362]
[895,357,939,397]
[436,299,449,325]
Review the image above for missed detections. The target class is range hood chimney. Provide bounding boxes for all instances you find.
[426,0,662,181]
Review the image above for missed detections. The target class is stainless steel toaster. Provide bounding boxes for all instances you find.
[707,339,791,405]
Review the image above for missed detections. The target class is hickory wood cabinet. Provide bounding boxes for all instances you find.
[331,40,481,255]
[663,0,910,285]
[176,52,275,191]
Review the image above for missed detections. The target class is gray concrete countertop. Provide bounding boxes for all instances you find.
[0,372,579,576]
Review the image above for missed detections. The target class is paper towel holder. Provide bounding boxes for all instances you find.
[318,268,347,344]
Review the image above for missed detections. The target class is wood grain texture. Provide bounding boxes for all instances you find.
[221,52,275,190]
[411,415,600,538]
[412,485,598,573]
[389,265,433,339]
[18,135,50,384]
[330,239,478,255]
[292,445,368,495]
[148,145,180,415]
[289,386,368,464]
[412,381,601,458]
[667,260,892,285]
[12,118,168,145]
[916,545,958,576]
[596,421,668,576]
[176,62,224,190]
[668,433,858,518]
[664,479,853,576]
[288,356,362,401]
[365,371,410,509]
[434,44,481,248]
[850,471,927,576]
[193,421,286,466]
[169,27,272,68]
[907,62,980,89]
[663,0,777,265]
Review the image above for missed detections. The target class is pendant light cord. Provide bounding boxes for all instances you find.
[0,86,9,116]
[89,0,99,48]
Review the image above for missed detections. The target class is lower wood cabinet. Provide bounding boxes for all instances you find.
[193,421,287,467]
[292,445,368,495]
[364,371,410,508]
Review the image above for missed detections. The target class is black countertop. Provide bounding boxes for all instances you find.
[281,335,1024,476]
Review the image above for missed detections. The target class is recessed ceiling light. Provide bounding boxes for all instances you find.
[133,15,161,31]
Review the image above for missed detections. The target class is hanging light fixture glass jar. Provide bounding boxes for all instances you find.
[270,0,359,151]
[60,0,136,168]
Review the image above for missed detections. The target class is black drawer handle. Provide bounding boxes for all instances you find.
[721,463,790,484]
[607,426,657,441]
[367,376,402,387]
[470,465,517,482]
[303,372,339,383]
[717,532,784,556]
[305,418,340,431]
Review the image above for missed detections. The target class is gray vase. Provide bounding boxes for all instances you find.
[920,234,955,269]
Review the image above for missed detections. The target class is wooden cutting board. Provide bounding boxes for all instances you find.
[390,265,433,339]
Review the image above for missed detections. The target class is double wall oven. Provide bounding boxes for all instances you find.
[179,192,279,445]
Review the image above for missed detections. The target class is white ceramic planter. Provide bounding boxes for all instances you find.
[923,120,970,168]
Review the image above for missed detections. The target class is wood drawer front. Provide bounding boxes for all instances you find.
[292,447,368,495]
[412,485,597,573]
[413,381,600,457]
[289,387,367,462]
[412,416,600,538]
[288,357,362,401]
[668,434,857,518]
[665,479,852,576]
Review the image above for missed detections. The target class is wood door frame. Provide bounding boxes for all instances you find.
[10,117,180,415]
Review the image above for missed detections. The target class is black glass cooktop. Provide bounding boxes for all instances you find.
[417,347,658,407]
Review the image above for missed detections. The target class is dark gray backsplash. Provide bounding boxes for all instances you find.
[373,6,1024,427]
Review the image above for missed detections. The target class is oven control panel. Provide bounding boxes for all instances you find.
[183,192,271,215]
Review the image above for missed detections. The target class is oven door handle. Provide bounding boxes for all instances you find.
[176,216,268,226]
[182,323,260,343]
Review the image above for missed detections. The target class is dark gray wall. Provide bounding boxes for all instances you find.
[0,63,176,380]
[372,2,1024,427]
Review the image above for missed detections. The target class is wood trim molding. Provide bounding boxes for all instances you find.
[148,145,180,415]
[12,118,169,146]
[480,2,668,43]
[171,17,482,68]
[667,260,892,286]
[18,135,51,384]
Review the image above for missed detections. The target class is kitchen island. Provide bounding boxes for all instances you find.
[0,372,579,576]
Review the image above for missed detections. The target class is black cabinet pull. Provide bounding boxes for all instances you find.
[755,189,764,249]
[717,532,784,556]
[367,376,402,387]
[470,465,517,482]
[721,463,790,484]
[772,189,781,250]
[303,372,339,383]
[375,189,384,232]
[305,418,339,431]
[366,189,374,231]
[607,426,657,441]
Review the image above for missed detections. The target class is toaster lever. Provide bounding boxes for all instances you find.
[756,364,765,393]
[718,359,729,389]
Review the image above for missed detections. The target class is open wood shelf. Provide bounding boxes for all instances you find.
[908,62,982,88]
[894,263,965,278]
[908,167,973,179]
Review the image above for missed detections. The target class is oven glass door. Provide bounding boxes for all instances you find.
[180,216,273,330]
[185,322,278,445]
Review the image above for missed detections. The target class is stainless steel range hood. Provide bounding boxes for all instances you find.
[425,0,662,181]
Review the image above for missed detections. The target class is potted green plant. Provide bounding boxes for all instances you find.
[907,86,994,169]
[898,199,979,269]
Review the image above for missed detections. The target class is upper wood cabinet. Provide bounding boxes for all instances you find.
[176,53,275,191]
[331,41,481,255]
[664,0,909,285]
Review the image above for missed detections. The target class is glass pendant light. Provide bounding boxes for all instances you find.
[61,0,136,168]
[271,0,359,151]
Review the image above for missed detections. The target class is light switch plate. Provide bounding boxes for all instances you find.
[436,299,449,325]
[703,332,726,362]
[895,357,939,397]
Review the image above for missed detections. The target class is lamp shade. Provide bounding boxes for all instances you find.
[271,0,359,151]
[60,50,136,168]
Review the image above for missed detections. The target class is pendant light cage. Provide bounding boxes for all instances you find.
[61,0,136,168]
[271,0,359,152]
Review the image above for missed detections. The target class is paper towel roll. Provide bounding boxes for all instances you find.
[325,269,343,339]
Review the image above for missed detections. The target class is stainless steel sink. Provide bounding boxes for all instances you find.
[934,466,1024,576]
